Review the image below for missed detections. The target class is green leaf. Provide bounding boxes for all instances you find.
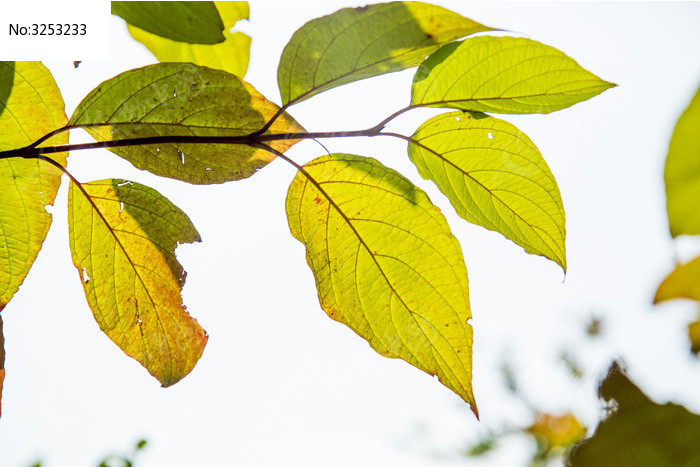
[655,255,700,303]
[277,1,493,105]
[0,61,13,118]
[286,154,476,415]
[412,36,615,114]
[664,85,700,237]
[1,61,68,311]
[111,1,226,45]
[70,63,304,184]
[126,1,251,77]
[568,362,700,466]
[408,111,566,270]
[68,179,207,386]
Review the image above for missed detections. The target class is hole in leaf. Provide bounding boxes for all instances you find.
[487,132,494,139]
[117,180,133,187]
[119,201,124,213]
[455,116,461,122]
[81,267,90,283]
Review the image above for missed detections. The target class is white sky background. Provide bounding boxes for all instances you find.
[1,1,700,466]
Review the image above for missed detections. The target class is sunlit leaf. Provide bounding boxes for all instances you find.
[664,85,700,237]
[408,111,566,270]
[112,1,225,45]
[0,61,13,118]
[1,61,68,311]
[68,179,207,386]
[412,36,615,114]
[655,255,700,303]
[526,412,586,450]
[689,319,700,355]
[70,63,303,184]
[286,154,476,415]
[126,1,251,77]
[568,362,700,466]
[277,1,493,105]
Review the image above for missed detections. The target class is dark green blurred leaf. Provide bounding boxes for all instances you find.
[568,362,700,466]
[0,61,14,118]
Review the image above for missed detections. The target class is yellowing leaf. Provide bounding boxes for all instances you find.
[569,362,700,466]
[408,111,566,270]
[664,85,700,237]
[655,255,700,303]
[277,1,493,105]
[1,61,68,310]
[126,2,251,77]
[70,63,303,184]
[286,154,476,415]
[412,36,615,114]
[526,412,586,450]
[68,179,207,386]
[112,1,226,45]
[689,319,700,355]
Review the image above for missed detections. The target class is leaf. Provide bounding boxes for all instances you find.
[568,362,700,466]
[689,319,700,355]
[655,255,700,303]
[69,63,304,184]
[126,1,251,77]
[525,412,586,450]
[0,61,13,118]
[408,111,566,270]
[277,1,493,105]
[68,179,207,386]
[1,61,68,311]
[664,85,700,237]
[286,154,476,415]
[111,1,226,45]
[411,36,615,114]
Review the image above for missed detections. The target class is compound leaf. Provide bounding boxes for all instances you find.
[112,1,226,45]
[278,1,493,105]
[568,362,700,466]
[286,154,476,415]
[68,179,207,386]
[412,36,615,114]
[408,111,566,270]
[126,1,251,77]
[70,63,303,184]
[664,85,700,237]
[1,61,68,311]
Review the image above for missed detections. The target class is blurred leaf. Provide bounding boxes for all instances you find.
[412,36,614,114]
[70,63,303,184]
[112,1,225,45]
[655,255,700,303]
[0,61,13,117]
[586,316,603,337]
[408,111,566,270]
[527,412,586,450]
[568,362,700,466]
[664,85,700,237]
[689,319,700,355]
[286,154,476,415]
[1,62,68,311]
[68,179,207,386]
[126,2,251,77]
[277,1,493,105]
[467,435,497,457]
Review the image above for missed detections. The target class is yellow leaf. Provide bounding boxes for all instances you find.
[126,2,251,77]
[526,412,586,450]
[0,61,67,310]
[655,255,700,303]
[68,179,207,386]
[286,154,476,415]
